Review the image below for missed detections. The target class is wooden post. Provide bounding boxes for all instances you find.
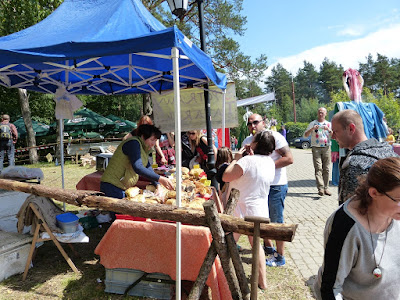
[204,201,242,300]
[226,232,251,300]
[189,189,250,300]
[244,216,270,300]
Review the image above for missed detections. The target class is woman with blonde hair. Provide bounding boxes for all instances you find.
[315,157,400,299]
[187,130,217,170]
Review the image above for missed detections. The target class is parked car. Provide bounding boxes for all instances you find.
[291,135,311,149]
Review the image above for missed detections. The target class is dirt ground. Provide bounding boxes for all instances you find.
[0,163,313,299]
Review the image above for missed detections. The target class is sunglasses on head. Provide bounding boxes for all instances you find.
[247,120,262,126]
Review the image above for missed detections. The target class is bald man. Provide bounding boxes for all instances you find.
[331,109,397,205]
[304,107,333,196]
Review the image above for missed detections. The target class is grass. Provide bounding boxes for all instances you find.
[0,162,314,299]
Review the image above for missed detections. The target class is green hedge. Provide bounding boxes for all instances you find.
[285,122,309,141]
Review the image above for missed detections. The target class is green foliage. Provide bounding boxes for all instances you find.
[285,122,309,142]
[264,63,292,106]
[0,87,19,117]
[0,0,62,35]
[235,79,263,100]
[143,0,268,83]
[294,61,320,101]
[82,94,143,123]
[318,58,344,103]
[369,90,400,131]
[279,94,294,123]
[295,98,319,123]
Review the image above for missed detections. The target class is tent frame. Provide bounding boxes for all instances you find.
[0,53,208,96]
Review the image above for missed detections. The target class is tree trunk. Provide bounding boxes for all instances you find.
[17,88,38,164]
[142,94,153,118]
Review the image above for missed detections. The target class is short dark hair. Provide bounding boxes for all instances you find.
[136,124,161,140]
[252,131,275,155]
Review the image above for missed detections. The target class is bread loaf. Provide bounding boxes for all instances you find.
[125,186,140,198]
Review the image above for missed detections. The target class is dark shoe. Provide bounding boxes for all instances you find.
[324,190,332,196]
[318,190,324,196]
[263,245,276,255]
[266,252,286,267]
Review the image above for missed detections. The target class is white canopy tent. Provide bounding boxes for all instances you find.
[236,92,276,107]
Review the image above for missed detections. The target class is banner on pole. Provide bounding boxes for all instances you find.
[152,83,237,133]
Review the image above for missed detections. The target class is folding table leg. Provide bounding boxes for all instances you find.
[25,204,80,277]
[22,221,41,281]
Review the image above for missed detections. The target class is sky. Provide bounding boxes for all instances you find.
[235,0,400,78]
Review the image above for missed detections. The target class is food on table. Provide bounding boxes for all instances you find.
[165,199,176,205]
[123,169,212,209]
[189,168,204,179]
[125,186,140,198]
[188,197,206,210]
[128,194,145,202]
[166,190,177,199]
[145,184,157,192]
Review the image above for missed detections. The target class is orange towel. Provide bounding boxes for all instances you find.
[95,219,232,300]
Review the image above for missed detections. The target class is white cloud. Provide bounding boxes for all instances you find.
[265,24,400,78]
[337,26,365,37]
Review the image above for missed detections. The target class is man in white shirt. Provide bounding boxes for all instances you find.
[304,107,332,196]
[242,113,293,267]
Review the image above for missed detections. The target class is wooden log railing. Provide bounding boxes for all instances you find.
[0,179,298,241]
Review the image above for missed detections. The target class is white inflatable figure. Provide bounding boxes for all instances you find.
[243,110,253,122]
[342,68,364,103]
[54,85,83,120]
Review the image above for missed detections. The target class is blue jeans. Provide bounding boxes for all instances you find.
[0,141,15,171]
[100,181,125,221]
[268,184,288,223]
[332,161,339,186]
[100,181,125,199]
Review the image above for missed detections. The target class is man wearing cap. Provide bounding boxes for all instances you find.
[0,114,18,172]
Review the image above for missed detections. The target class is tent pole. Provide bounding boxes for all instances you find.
[197,0,217,189]
[171,46,182,300]
[59,119,66,211]
[222,90,226,147]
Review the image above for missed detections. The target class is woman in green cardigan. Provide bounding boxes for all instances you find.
[100,124,174,200]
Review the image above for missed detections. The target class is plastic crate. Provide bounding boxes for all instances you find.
[104,268,173,299]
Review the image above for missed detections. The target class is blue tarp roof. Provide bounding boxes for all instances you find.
[0,0,226,95]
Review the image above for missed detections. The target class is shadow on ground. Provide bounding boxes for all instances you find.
[289,179,318,188]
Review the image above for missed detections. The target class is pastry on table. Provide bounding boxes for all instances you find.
[128,194,145,202]
[146,184,157,192]
[125,186,140,198]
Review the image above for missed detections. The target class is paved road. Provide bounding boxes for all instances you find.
[284,148,338,291]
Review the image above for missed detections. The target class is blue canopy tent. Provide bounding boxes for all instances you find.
[0,0,227,293]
